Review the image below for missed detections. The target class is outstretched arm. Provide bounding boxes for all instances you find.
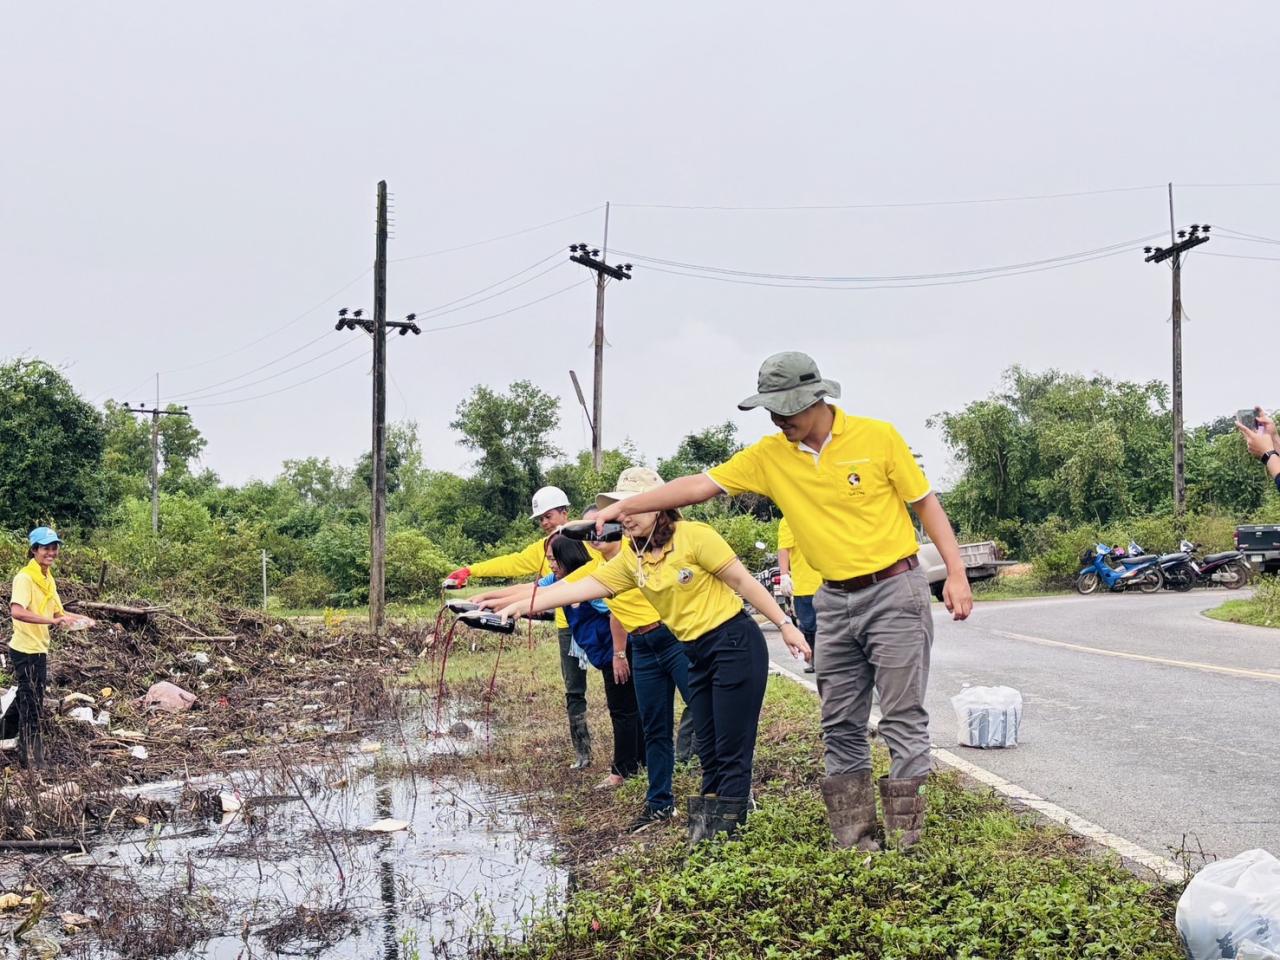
[594,474,722,527]
[468,582,539,606]
[479,576,611,620]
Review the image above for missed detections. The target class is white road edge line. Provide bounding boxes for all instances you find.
[767,662,1183,883]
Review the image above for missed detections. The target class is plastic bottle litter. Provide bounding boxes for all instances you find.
[1178,849,1280,959]
[950,685,1022,748]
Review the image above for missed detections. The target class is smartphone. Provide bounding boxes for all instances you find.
[1239,408,1260,432]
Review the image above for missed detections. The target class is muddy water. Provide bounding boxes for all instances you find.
[74,730,563,958]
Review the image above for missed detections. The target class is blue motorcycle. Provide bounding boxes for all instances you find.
[1076,543,1164,595]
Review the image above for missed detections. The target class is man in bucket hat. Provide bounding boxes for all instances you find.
[595,352,972,850]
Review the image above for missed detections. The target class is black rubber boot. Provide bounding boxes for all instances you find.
[568,713,592,770]
[821,771,881,851]
[686,795,711,845]
[705,796,749,839]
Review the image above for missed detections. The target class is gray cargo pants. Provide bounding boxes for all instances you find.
[813,567,934,779]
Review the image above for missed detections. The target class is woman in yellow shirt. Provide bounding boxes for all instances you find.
[8,528,89,769]
[483,475,810,842]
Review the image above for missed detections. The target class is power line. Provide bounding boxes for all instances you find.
[1201,251,1280,262]
[185,280,586,408]
[390,205,604,262]
[414,258,569,319]
[612,233,1163,284]
[160,268,372,375]
[417,278,590,334]
[164,329,338,400]
[168,336,363,403]
[613,184,1165,212]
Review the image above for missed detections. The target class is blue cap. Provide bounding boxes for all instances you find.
[28,527,62,547]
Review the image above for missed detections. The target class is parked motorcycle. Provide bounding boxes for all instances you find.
[1160,540,1252,592]
[1076,543,1164,594]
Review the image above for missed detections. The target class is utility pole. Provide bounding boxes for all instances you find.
[569,203,632,470]
[1143,185,1210,518]
[336,180,420,634]
[121,376,190,534]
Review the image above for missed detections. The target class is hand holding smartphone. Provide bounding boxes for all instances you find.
[1238,408,1262,433]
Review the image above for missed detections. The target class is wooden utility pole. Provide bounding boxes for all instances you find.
[121,376,190,534]
[336,180,420,633]
[569,204,632,470]
[1143,186,1210,518]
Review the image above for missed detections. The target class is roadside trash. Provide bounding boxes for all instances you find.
[61,693,95,712]
[220,792,242,813]
[99,687,113,699]
[358,741,382,754]
[362,818,409,833]
[129,745,148,760]
[67,707,95,724]
[137,681,196,713]
[62,617,92,632]
[951,685,1022,748]
[39,783,81,804]
[113,729,146,741]
[1178,848,1280,959]
[60,911,93,930]
[449,721,473,739]
[0,893,22,910]
[191,652,211,668]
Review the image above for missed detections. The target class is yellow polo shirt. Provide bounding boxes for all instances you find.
[471,537,601,629]
[778,517,822,597]
[10,561,64,655]
[707,407,930,581]
[592,521,742,642]
[606,587,662,635]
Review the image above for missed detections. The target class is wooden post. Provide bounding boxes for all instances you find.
[370,180,388,633]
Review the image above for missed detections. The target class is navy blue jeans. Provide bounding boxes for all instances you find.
[685,611,769,800]
[794,594,817,638]
[629,625,691,813]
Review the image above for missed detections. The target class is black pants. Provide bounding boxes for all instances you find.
[685,611,769,799]
[601,648,644,778]
[10,651,46,765]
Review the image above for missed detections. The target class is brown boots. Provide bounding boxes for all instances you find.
[820,772,881,852]
[878,774,928,850]
[821,771,928,852]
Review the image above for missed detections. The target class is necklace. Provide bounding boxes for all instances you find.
[631,530,655,588]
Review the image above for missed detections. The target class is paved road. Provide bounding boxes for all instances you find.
[765,589,1280,865]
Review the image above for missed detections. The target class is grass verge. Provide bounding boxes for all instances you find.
[1205,575,1280,628]
[968,572,1071,602]
[412,632,1185,959]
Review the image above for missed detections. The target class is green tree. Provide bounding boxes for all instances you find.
[658,421,741,480]
[544,444,641,514]
[450,381,561,523]
[157,406,207,491]
[0,359,107,531]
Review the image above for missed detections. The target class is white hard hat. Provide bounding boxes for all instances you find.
[530,485,570,519]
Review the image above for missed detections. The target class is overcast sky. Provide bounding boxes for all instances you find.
[5,3,1280,495]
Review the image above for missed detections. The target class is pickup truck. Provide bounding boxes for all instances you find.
[918,539,1013,600]
[1236,525,1280,574]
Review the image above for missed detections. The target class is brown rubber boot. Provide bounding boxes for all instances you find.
[821,771,881,852]
[878,774,928,850]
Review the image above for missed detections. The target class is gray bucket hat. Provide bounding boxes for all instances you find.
[738,352,841,417]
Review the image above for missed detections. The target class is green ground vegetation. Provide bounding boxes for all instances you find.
[412,636,1185,960]
[1206,575,1280,628]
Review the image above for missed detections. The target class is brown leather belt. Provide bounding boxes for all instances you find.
[823,555,919,593]
[630,622,662,636]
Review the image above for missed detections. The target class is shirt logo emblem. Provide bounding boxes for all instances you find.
[847,472,861,487]
[677,568,694,585]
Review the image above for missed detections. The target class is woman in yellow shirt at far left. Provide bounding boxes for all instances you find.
[8,528,92,770]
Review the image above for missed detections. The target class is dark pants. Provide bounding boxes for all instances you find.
[675,704,697,762]
[630,625,692,812]
[557,626,589,728]
[685,612,769,800]
[794,594,817,638]
[600,648,644,778]
[10,650,46,767]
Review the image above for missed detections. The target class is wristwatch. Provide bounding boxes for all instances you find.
[1262,450,1279,464]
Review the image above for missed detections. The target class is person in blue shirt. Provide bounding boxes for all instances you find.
[540,535,645,788]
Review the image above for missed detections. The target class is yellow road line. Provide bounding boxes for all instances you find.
[989,629,1280,683]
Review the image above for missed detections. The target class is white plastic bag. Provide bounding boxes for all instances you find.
[1177,849,1280,959]
[950,685,1022,748]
